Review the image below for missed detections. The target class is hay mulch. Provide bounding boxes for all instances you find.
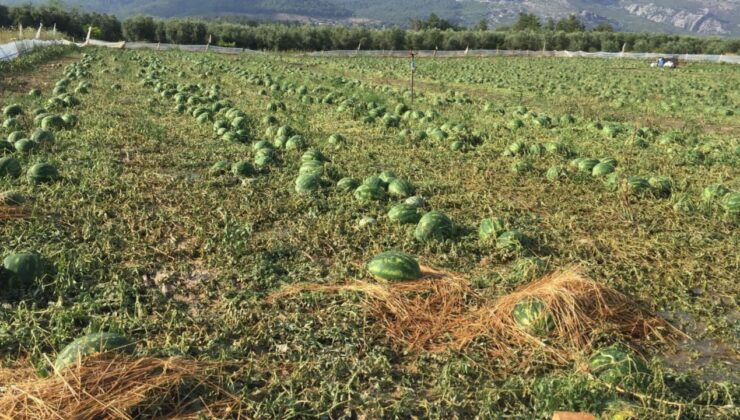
[0,354,244,420]
[270,266,683,366]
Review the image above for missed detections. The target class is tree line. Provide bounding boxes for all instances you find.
[1,3,738,54]
[123,16,739,54]
[0,2,121,41]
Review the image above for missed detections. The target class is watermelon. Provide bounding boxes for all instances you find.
[302,149,326,163]
[388,179,414,198]
[336,177,359,192]
[367,251,421,282]
[327,133,345,148]
[599,157,618,167]
[3,104,23,117]
[2,117,21,131]
[231,161,255,178]
[1,139,11,151]
[41,115,66,131]
[414,211,453,242]
[2,252,45,289]
[479,217,506,242]
[577,159,600,173]
[721,192,740,217]
[354,184,385,202]
[31,129,54,144]
[703,184,729,202]
[512,298,555,336]
[511,160,533,174]
[592,163,615,177]
[379,170,397,185]
[362,176,384,189]
[54,332,134,372]
[295,174,321,194]
[589,345,650,388]
[388,204,422,224]
[648,176,672,197]
[14,139,37,153]
[0,191,25,206]
[252,140,273,152]
[285,135,306,151]
[546,165,565,182]
[508,142,525,155]
[299,160,324,176]
[209,160,230,176]
[624,176,651,195]
[0,157,22,179]
[496,230,529,251]
[8,131,26,143]
[404,196,426,208]
[276,125,294,138]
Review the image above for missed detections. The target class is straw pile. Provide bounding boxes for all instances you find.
[0,354,242,420]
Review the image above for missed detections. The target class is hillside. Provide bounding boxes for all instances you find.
[2,0,739,35]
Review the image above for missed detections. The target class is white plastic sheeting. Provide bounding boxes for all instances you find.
[307,49,740,64]
[0,39,73,61]
[1,38,736,64]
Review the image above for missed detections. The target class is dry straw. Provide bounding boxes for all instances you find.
[270,266,682,366]
[0,355,243,420]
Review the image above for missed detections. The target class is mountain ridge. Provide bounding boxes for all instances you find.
[2,0,738,36]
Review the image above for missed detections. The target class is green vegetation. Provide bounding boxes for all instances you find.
[0,45,738,417]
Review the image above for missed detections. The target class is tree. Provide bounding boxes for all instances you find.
[476,19,488,32]
[512,13,541,32]
[555,15,585,33]
[592,23,615,32]
[122,16,157,42]
[544,18,556,31]
[0,5,10,27]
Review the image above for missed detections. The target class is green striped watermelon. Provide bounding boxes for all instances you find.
[0,191,25,206]
[295,174,321,194]
[404,196,426,208]
[2,252,45,289]
[578,159,600,173]
[388,204,422,224]
[379,171,397,185]
[27,163,59,184]
[336,177,359,192]
[367,251,421,282]
[546,165,565,182]
[55,332,134,371]
[299,160,324,176]
[3,104,23,117]
[362,176,384,189]
[14,139,36,153]
[589,345,650,388]
[648,176,672,197]
[703,184,729,202]
[414,211,453,242]
[512,298,555,336]
[592,163,615,177]
[496,230,529,251]
[209,160,230,176]
[231,161,255,178]
[0,157,22,179]
[624,176,651,195]
[354,184,385,202]
[721,192,740,217]
[388,179,414,198]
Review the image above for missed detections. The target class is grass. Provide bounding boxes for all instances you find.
[0,46,738,418]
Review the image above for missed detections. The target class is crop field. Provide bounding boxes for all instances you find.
[0,47,738,418]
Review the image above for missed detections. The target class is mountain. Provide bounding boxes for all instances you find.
[2,0,739,36]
